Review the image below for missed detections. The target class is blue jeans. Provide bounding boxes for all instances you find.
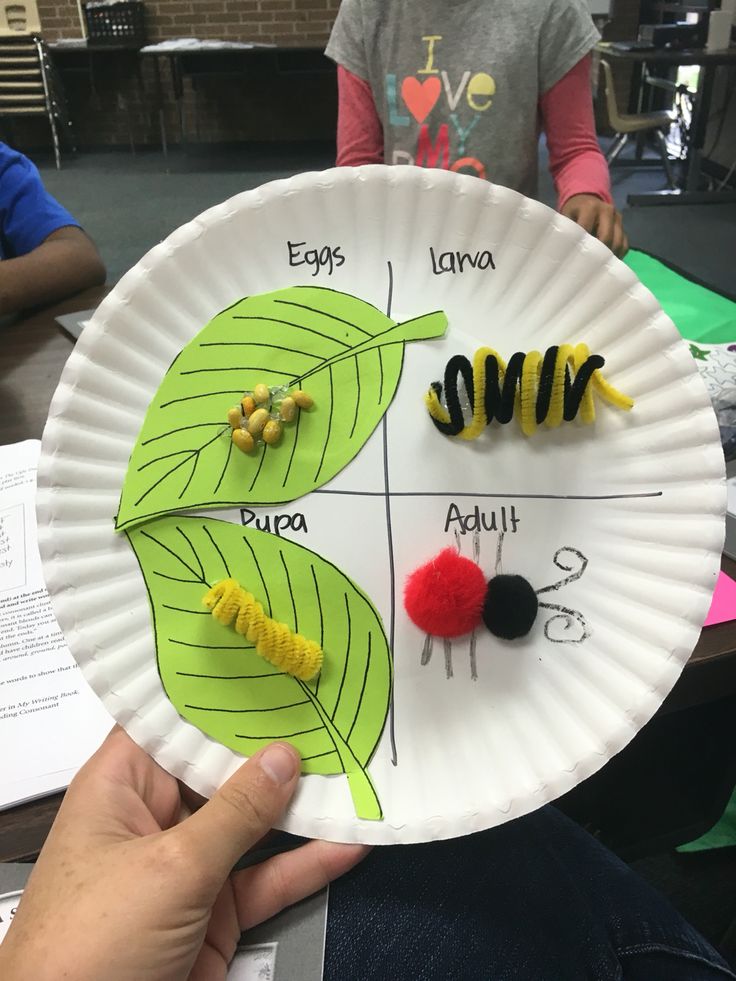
[324,806,735,981]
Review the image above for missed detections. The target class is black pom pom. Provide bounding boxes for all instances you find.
[482,575,538,640]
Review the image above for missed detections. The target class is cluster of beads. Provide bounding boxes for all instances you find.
[227,383,314,453]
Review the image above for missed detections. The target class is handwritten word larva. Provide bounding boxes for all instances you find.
[430,246,496,275]
[288,240,346,277]
[240,508,308,538]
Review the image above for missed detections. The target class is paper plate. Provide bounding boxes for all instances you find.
[36,167,726,845]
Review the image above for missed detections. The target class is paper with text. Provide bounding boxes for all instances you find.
[0,441,111,809]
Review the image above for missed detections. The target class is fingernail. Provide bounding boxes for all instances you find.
[259,744,299,786]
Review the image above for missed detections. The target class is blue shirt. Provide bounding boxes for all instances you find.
[0,142,79,260]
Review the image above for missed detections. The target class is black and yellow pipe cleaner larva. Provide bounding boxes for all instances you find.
[203,579,323,681]
[426,344,634,440]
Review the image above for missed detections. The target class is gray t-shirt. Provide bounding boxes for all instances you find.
[326,0,599,198]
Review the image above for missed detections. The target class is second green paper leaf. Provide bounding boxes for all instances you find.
[127,515,392,821]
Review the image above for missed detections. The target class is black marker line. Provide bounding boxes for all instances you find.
[160,391,244,409]
[282,402,302,489]
[133,430,227,507]
[347,631,372,743]
[178,453,199,501]
[202,524,231,579]
[313,365,334,484]
[185,699,310,714]
[214,436,233,495]
[177,526,205,582]
[177,672,283,680]
[198,341,322,361]
[169,638,254,650]
[296,679,349,777]
[301,750,339,762]
[138,448,198,473]
[383,259,398,767]
[140,530,203,583]
[289,339,408,389]
[249,443,268,493]
[179,366,301,378]
[311,565,325,649]
[242,534,272,616]
[142,422,225,447]
[349,355,361,439]
[377,347,384,404]
[272,299,371,337]
[235,726,323,739]
[311,489,664,502]
[231,315,351,348]
[279,550,299,632]
[153,572,200,584]
[163,605,211,615]
[331,592,353,723]
[311,564,325,697]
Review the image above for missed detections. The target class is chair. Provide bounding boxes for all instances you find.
[599,58,677,189]
[0,33,73,169]
[0,1,41,35]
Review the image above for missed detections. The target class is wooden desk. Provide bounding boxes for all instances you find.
[0,285,110,442]
[596,43,736,205]
[0,284,734,862]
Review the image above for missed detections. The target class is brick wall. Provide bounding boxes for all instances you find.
[37,0,340,44]
[10,0,341,149]
[12,0,643,151]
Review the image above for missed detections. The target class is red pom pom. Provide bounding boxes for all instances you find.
[404,548,487,638]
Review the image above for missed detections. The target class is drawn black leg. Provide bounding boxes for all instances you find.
[444,637,453,679]
[421,634,434,666]
[469,530,481,681]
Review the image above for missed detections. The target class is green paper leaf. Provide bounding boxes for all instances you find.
[116,287,447,530]
[127,515,392,821]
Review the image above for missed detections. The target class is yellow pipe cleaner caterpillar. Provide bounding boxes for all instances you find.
[203,578,323,682]
[425,344,633,440]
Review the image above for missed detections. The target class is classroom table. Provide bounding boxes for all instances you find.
[596,43,736,205]
[0,284,734,862]
[139,42,334,156]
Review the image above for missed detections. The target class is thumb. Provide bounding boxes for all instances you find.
[177,742,301,885]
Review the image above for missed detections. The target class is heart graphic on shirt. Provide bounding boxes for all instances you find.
[401,76,441,124]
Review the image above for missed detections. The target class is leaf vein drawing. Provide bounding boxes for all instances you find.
[231,315,352,348]
[179,365,304,378]
[185,700,312,714]
[314,365,334,484]
[235,726,323,739]
[128,516,392,820]
[198,342,324,362]
[332,593,352,721]
[117,286,447,530]
[350,356,361,440]
[273,298,372,336]
[142,422,225,447]
[159,390,245,409]
[178,671,283,680]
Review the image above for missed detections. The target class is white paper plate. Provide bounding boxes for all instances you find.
[37,167,725,845]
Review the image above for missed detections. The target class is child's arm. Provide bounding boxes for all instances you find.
[0,226,105,316]
[541,54,627,257]
[336,65,384,167]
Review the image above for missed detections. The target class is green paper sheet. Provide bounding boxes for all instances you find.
[677,788,736,853]
[625,250,736,344]
[128,515,392,821]
[117,286,448,531]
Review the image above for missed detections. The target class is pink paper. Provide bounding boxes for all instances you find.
[704,572,736,628]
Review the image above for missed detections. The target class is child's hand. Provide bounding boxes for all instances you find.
[0,726,368,981]
[561,195,629,258]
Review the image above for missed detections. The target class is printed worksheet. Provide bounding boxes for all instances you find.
[0,441,111,809]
